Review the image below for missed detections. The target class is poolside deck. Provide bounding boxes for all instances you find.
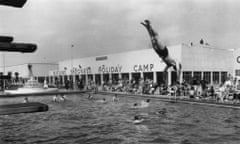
[1,89,240,109]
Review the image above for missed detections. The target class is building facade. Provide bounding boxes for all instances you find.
[233,48,240,79]
[49,43,233,86]
[0,63,58,83]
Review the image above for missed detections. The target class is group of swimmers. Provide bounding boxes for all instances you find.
[132,99,150,109]
[22,94,66,104]
[88,93,119,103]
[131,99,167,124]
[88,92,167,124]
[52,94,66,103]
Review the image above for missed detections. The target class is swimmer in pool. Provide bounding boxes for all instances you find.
[131,103,140,108]
[59,94,66,102]
[140,99,150,108]
[133,115,144,124]
[156,108,167,115]
[53,95,58,102]
[132,99,150,108]
[112,94,119,102]
[88,93,94,100]
[96,98,107,103]
[23,97,29,103]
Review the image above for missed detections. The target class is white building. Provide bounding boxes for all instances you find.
[233,48,240,79]
[49,43,233,86]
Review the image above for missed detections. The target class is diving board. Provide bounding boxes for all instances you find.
[0,102,48,115]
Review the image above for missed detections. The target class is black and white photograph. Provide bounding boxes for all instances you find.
[1,0,240,143]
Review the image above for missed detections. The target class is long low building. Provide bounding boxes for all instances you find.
[0,63,58,83]
[49,43,234,86]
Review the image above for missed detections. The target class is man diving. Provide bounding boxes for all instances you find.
[141,20,181,83]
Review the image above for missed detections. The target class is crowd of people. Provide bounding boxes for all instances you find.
[83,75,240,104]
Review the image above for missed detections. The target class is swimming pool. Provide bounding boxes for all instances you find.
[1,93,240,144]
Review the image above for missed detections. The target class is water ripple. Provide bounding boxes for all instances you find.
[1,94,240,144]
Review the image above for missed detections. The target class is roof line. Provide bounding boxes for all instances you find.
[1,62,58,68]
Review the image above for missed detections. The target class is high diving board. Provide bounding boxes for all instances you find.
[0,36,13,43]
[0,0,27,8]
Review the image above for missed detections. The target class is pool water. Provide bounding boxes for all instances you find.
[1,94,240,144]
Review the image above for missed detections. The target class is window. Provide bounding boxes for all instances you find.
[193,71,201,81]
[183,71,192,83]
[75,75,79,81]
[235,69,240,77]
[121,73,129,80]
[95,74,101,85]
[221,72,227,84]
[38,77,45,83]
[203,72,211,84]
[171,71,177,84]
[112,73,119,84]
[131,73,141,83]
[88,74,93,82]
[81,75,86,85]
[46,77,49,83]
[143,72,153,81]
[103,74,109,84]
[213,72,219,84]
[157,72,168,85]
[59,76,63,85]
[156,72,167,85]
[64,75,68,82]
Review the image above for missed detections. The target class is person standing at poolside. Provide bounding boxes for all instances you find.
[141,20,182,83]
[65,79,70,90]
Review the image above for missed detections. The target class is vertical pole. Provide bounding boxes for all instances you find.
[210,72,213,85]
[168,71,171,86]
[153,71,157,83]
[129,72,132,81]
[3,52,5,91]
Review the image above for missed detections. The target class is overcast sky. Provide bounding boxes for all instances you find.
[0,0,240,66]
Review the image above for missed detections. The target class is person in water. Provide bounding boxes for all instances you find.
[140,99,150,107]
[23,97,29,103]
[59,94,66,102]
[156,108,167,115]
[133,115,144,124]
[88,93,93,100]
[53,95,58,102]
[112,94,119,102]
[141,20,182,82]
[132,99,150,108]
[96,98,107,103]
